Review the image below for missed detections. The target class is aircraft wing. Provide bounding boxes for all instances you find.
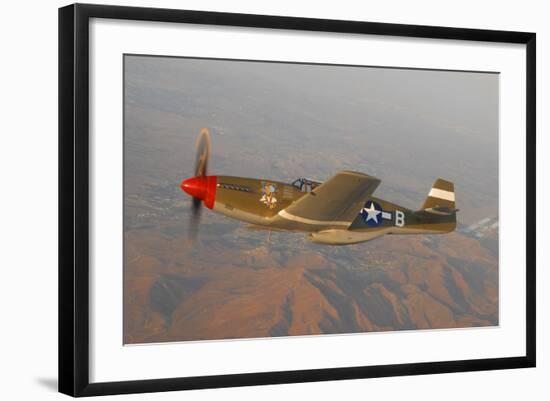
[279,171,381,227]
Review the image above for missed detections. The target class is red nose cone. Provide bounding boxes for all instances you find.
[180,176,217,209]
[181,176,206,199]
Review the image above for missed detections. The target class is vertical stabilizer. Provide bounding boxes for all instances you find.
[422,179,455,210]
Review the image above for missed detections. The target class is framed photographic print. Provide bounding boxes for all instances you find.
[58,3,536,397]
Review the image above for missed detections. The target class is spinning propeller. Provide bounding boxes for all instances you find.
[180,128,214,240]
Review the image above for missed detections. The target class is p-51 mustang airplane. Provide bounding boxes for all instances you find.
[180,129,457,245]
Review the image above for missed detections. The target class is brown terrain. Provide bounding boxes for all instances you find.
[123,197,498,343]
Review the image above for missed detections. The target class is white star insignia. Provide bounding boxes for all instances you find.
[363,202,381,224]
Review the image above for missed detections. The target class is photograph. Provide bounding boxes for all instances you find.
[123,55,500,344]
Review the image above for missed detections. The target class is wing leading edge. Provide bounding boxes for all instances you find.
[278,171,381,227]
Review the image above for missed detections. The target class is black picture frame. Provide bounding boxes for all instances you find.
[59,3,536,397]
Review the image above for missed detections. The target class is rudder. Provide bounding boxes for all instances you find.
[422,178,455,210]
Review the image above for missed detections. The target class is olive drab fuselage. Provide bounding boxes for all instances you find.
[181,171,457,245]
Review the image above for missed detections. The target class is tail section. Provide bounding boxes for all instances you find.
[422,178,455,212]
[412,178,457,233]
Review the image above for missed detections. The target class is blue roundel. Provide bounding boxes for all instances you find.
[360,200,383,227]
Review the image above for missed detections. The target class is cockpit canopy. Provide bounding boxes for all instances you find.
[291,177,322,193]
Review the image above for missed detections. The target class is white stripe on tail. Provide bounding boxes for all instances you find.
[428,187,455,202]
[422,178,455,210]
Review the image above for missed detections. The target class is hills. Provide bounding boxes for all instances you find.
[124,221,498,343]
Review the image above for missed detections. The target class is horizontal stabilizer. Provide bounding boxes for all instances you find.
[423,206,459,215]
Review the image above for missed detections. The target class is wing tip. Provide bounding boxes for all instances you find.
[337,170,380,181]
